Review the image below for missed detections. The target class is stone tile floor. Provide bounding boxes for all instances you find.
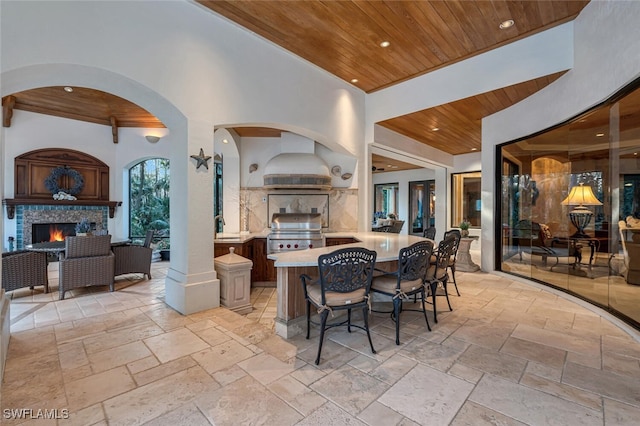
[3,259,640,425]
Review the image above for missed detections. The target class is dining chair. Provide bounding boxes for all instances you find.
[423,226,436,240]
[426,233,457,323]
[300,247,377,365]
[389,220,405,233]
[442,229,462,296]
[370,240,434,345]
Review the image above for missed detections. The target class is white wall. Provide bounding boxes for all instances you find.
[481,0,640,272]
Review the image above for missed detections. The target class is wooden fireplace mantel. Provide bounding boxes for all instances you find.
[3,199,122,219]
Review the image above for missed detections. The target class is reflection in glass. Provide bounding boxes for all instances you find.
[374,183,399,221]
[452,172,481,227]
[498,80,640,329]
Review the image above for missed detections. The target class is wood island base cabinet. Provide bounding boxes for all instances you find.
[214,238,276,284]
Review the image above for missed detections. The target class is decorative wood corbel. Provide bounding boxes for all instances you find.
[110,116,118,144]
[3,95,16,127]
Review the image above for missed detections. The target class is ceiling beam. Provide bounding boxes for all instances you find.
[3,95,16,127]
[110,116,118,144]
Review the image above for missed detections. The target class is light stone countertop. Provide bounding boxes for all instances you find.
[213,230,364,243]
[267,232,428,267]
[214,231,269,243]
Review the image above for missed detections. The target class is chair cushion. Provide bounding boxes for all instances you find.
[372,274,422,295]
[426,265,447,281]
[307,284,366,307]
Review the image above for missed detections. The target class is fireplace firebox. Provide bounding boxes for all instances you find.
[31,222,94,244]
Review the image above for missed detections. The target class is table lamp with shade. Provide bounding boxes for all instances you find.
[561,183,603,238]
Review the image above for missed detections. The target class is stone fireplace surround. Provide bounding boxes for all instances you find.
[16,204,107,250]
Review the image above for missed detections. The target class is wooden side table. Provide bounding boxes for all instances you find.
[456,236,480,272]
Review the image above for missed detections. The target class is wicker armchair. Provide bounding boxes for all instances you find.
[2,250,49,293]
[113,230,153,279]
[59,235,115,300]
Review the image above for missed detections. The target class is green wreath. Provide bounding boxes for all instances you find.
[44,166,85,195]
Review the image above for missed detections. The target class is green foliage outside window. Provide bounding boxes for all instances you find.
[129,158,170,247]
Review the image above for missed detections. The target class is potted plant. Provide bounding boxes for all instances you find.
[157,239,170,261]
[75,217,92,236]
[148,219,170,261]
[459,220,471,237]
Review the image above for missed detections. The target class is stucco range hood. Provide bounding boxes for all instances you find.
[263,152,332,190]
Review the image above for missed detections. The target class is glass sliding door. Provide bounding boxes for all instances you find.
[498,78,640,330]
[409,180,435,235]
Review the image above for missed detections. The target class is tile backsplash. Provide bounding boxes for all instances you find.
[241,188,358,232]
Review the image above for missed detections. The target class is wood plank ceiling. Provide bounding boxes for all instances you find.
[198,0,589,156]
[198,0,587,93]
[2,1,589,155]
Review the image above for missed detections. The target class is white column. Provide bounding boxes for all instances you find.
[165,119,220,314]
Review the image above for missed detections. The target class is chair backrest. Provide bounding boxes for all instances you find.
[65,235,112,259]
[373,225,392,233]
[398,240,434,282]
[143,230,155,248]
[443,229,462,259]
[423,226,436,240]
[317,247,377,302]
[389,220,405,233]
[430,233,457,281]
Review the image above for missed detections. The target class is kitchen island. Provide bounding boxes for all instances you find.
[267,232,428,338]
[214,231,359,284]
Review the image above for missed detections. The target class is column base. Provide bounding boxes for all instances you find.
[165,268,220,315]
[275,316,306,339]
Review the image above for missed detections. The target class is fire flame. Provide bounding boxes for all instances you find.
[49,226,65,242]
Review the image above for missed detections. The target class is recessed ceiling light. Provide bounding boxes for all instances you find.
[222,139,228,144]
[499,19,514,29]
[432,127,439,131]
[635,152,638,156]
[471,148,478,151]
[387,164,392,168]
[351,78,359,83]
[596,133,605,137]
[625,183,633,186]
[380,41,390,48]
[63,86,73,93]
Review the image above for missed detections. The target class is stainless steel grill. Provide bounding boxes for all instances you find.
[267,213,325,254]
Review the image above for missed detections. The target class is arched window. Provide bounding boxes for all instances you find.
[129,158,170,248]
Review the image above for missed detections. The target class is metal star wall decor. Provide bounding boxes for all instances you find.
[190,148,212,170]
